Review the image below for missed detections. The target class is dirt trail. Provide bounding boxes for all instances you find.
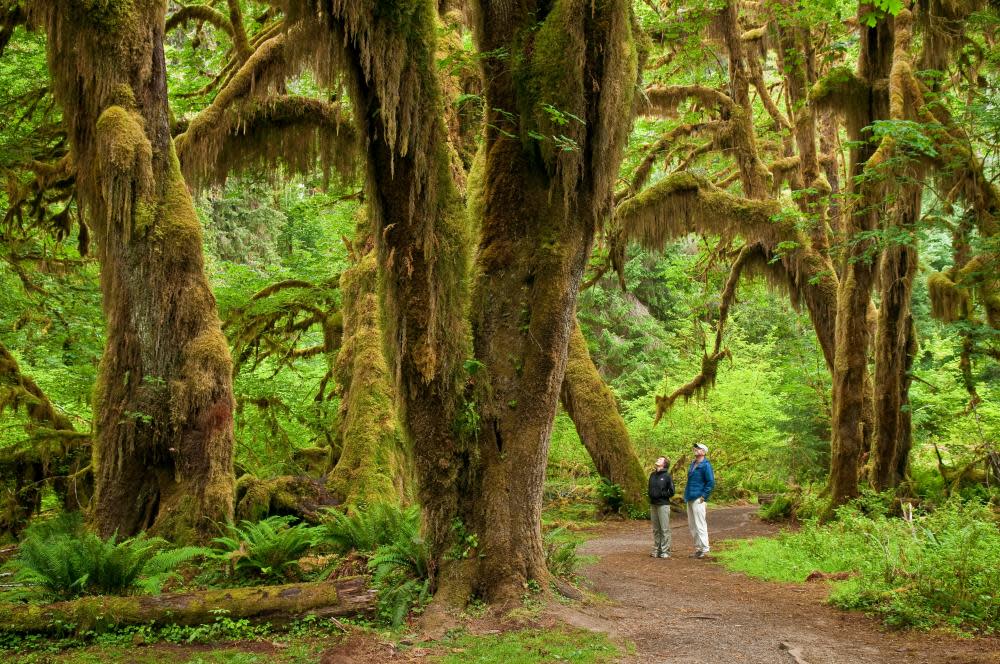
[556,505,1000,664]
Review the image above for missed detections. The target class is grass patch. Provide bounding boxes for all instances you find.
[715,497,1000,634]
[431,627,620,663]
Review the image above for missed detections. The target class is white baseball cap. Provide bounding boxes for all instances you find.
[693,443,709,452]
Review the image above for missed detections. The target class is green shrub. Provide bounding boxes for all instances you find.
[212,515,322,580]
[758,494,794,521]
[322,503,420,554]
[595,479,625,514]
[718,497,1000,633]
[7,512,206,600]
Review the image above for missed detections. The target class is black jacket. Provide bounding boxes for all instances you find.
[648,469,675,505]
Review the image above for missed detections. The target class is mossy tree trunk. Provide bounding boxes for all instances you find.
[327,232,413,506]
[298,0,636,605]
[827,7,895,508]
[561,321,646,512]
[31,0,234,540]
[454,0,637,605]
[870,221,917,491]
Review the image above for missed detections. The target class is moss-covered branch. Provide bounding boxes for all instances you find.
[166,5,234,38]
[177,88,359,186]
[0,342,75,434]
[616,171,783,250]
[642,84,735,117]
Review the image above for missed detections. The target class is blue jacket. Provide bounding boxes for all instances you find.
[684,459,715,502]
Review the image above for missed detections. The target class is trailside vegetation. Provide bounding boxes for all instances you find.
[0,0,997,649]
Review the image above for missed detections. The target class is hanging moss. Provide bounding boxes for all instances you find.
[94,104,155,240]
[616,171,784,250]
[927,271,970,322]
[810,66,870,139]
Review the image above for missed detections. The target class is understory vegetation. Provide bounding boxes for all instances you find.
[719,496,1000,633]
[1,0,999,659]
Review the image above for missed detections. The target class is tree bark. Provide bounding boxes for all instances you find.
[461,0,637,604]
[827,7,896,508]
[560,321,646,513]
[31,0,235,540]
[327,234,412,506]
[295,0,636,605]
[0,577,374,634]
[871,183,921,490]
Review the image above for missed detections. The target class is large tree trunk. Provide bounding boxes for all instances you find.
[460,0,637,604]
[31,0,235,540]
[870,188,920,491]
[327,233,413,506]
[0,577,373,634]
[560,321,646,512]
[298,0,636,605]
[827,7,895,508]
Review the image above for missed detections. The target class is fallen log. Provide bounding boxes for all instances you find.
[0,576,375,634]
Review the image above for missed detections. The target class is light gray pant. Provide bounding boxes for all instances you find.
[687,499,709,553]
[650,504,671,555]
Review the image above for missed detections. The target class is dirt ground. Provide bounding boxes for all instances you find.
[319,505,1000,663]
[553,505,1000,664]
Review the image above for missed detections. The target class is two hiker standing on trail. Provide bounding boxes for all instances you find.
[647,443,715,560]
[647,456,675,558]
[685,443,715,558]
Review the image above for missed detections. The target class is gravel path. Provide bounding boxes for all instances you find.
[559,506,1000,664]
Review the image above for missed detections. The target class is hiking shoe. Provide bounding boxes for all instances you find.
[658,553,670,559]
[650,552,658,558]
[695,550,707,559]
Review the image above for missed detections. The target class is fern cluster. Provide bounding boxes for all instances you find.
[212,515,323,580]
[320,504,430,626]
[322,503,421,554]
[544,527,581,579]
[365,510,431,627]
[8,512,206,600]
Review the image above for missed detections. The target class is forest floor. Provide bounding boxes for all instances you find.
[550,505,1000,664]
[18,506,1000,663]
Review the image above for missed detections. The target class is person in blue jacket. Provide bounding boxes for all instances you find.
[684,443,715,558]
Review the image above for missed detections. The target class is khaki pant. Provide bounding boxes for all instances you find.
[687,500,709,553]
[650,504,671,556]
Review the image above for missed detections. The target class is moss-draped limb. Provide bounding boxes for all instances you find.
[641,84,735,116]
[0,343,74,434]
[625,121,730,198]
[560,321,646,513]
[165,5,234,38]
[30,0,236,541]
[654,245,751,422]
[327,244,412,507]
[616,171,782,248]
[616,171,839,370]
[0,577,374,634]
[177,94,359,188]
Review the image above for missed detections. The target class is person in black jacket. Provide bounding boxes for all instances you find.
[648,456,675,558]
